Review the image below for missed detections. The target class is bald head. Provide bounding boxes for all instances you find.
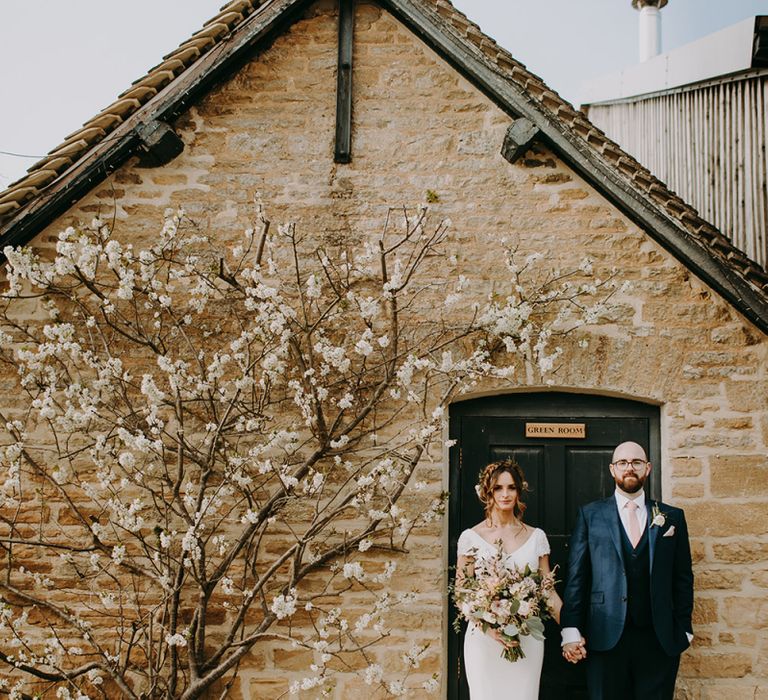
[612,441,647,463]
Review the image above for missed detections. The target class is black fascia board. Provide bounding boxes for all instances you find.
[0,133,139,253]
[381,0,768,335]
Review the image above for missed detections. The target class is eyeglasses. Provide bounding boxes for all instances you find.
[612,459,648,472]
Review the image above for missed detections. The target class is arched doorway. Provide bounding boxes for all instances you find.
[447,392,661,700]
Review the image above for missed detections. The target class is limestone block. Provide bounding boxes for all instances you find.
[671,457,704,477]
[690,631,715,647]
[701,684,762,699]
[673,679,701,700]
[695,569,745,590]
[149,173,188,186]
[687,504,768,536]
[737,632,758,646]
[678,431,755,450]
[672,482,705,499]
[248,678,290,699]
[722,596,768,628]
[711,323,764,346]
[713,417,754,430]
[712,541,768,564]
[681,652,752,678]
[272,647,316,672]
[692,597,719,625]
[725,380,768,413]
[690,539,707,564]
[710,455,768,497]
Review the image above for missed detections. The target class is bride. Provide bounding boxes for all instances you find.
[456,459,562,700]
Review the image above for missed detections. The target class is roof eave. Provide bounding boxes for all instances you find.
[0,0,314,256]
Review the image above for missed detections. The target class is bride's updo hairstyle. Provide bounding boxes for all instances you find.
[476,459,528,522]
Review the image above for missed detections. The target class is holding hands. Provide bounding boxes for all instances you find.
[562,638,587,664]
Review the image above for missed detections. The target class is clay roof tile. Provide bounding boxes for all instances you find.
[617,158,638,178]
[204,10,245,29]
[117,86,159,103]
[59,127,107,147]
[0,202,21,217]
[26,155,73,175]
[132,70,177,91]
[0,187,38,207]
[80,114,124,131]
[16,170,58,190]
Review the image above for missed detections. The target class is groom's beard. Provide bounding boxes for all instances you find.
[616,473,644,493]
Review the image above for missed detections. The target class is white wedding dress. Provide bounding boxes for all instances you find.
[457,527,551,700]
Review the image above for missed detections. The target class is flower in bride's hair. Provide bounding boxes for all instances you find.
[474,484,482,496]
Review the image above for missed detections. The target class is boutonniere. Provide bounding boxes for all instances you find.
[651,503,666,528]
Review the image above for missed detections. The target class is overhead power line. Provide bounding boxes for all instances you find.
[0,150,43,159]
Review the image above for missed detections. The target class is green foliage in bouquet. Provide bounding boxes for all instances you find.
[452,541,557,662]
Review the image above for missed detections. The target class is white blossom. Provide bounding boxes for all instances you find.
[363,664,383,685]
[330,435,349,449]
[305,273,322,299]
[342,562,365,580]
[111,545,126,566]
[422,677,440,693]
[271,589,298,620]
[165,633,187,648]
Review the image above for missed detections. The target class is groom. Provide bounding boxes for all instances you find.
[560,441,694,699]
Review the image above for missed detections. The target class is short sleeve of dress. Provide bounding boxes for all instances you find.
[534,528,551,558]
[457,529,476,557]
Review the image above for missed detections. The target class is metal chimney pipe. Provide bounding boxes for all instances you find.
[632,0,668,62]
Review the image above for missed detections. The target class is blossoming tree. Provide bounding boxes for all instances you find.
[0,203,614,698]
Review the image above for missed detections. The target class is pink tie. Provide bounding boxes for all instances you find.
[626,500,641,548]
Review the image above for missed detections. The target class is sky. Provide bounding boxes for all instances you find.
[0,0,765,189]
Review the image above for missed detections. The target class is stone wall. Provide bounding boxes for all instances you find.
[6,0,768,697]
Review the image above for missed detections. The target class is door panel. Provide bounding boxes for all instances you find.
[566,447,615,528]
[447,394,660,700]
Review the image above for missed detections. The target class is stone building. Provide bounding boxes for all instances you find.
[0,0,767,698]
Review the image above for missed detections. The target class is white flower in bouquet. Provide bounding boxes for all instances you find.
[452,541,556,662]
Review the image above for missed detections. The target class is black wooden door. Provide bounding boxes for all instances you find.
[447,393,660,700]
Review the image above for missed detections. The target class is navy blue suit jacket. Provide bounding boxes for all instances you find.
[561,495,694,656]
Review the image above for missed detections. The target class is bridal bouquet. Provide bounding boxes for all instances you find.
[452,542,556,662]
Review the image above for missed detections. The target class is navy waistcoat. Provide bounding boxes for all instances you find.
[620,524,652,627]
